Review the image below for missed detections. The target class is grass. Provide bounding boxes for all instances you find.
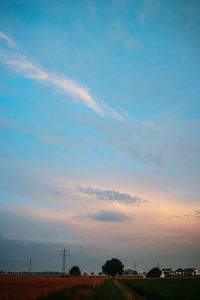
[93,280,125,300]
[120,277,200,300]
[37,280,127,300]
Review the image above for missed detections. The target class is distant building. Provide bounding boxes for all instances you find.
[194,269,200,276]
[184,268,195,276]
[161,268,174,277]
[175,268,184,276]
[142,272,146,278]
[123,269,138,276]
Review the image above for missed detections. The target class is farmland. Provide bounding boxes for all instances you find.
[0,276,142,300]
[1,275,200,300]
[0,275,105,300]
[38,280,124,300]
[120,277,200,300]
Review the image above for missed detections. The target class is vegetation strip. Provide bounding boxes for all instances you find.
[114,280,146,300]
[121,278,200,300]
[93,280,123,300]
[37,280,124,300]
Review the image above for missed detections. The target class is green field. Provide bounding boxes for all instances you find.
[120,277,200,300]
[93,280,124,300]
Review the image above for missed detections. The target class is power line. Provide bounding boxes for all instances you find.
[0,256,59,263]
[0,259,29,262]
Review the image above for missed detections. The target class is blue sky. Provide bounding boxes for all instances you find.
[0,0,200,273]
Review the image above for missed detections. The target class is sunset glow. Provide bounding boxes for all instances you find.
[0,0,200,273]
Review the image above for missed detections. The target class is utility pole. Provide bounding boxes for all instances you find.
[60,247,70,274]
[29,257,32,273]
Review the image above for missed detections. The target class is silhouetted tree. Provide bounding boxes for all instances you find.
[69,265,81,276]
[146,267,161,278]
[102,258,124,279]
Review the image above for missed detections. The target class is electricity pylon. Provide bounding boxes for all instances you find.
[60,247,70,274]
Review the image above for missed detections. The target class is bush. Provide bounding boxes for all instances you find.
[146,267,162,278]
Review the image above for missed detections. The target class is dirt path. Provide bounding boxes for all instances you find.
[113,280,146,300]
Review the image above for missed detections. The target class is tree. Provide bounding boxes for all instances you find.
[102,258,124,279]
[69,265,81,276]
[146,267,161,278]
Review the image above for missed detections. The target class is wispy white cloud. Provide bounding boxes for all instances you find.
[88,3,97,19]
[40,134,82,148]
[0,32,126,120]
[109,20,143,52]
[126,146,163,165]
[0,31,17,48]
[140,0,161,25]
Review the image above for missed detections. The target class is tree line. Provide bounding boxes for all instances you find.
[68,258,161,278]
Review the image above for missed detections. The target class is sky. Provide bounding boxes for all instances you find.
[0,0,200,274]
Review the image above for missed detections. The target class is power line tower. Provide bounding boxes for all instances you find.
[29,257,32,273]
[60,247,70,274]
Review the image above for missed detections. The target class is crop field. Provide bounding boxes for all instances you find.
[37,279,144,300]
[0,275,106,300]
[38,280,123,300]
[0,277,143,300]
[120,277,200,300]
[1,276,200,300]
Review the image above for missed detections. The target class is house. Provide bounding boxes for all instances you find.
[142,272,146,278]
[161,268,174,277]
[175,268,184,276]
[194,269,200,276]
[184,268,195,276]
